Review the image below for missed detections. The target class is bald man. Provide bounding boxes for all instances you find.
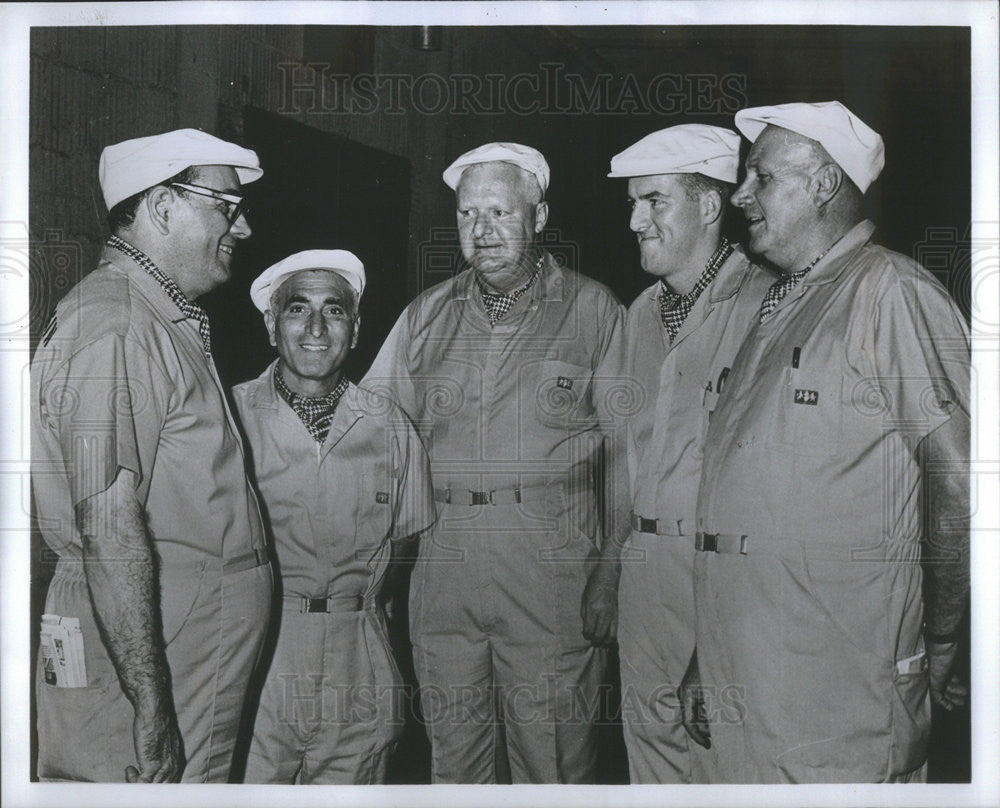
[365,143,627,783]
[682,102,969,783]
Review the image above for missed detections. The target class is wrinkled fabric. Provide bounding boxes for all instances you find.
[695,221,970,783]
[233,366,434,783]
[614,246,772,783]
[32,248,270,781]
[365,254,626,783]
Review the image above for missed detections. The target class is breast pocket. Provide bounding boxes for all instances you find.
[525,358,594,429]
[765,368,844,457]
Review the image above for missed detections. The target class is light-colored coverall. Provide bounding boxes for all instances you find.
[31,248,272,782]
[616,246,772,783]
[364,253,626,783]
[695,221,970,782]
[233,362,435,783]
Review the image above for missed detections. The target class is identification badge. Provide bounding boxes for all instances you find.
[40,614,87,687]
[794,389,819,405]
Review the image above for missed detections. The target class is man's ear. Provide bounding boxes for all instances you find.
[264,310,277,348]
[145,186,174,235]
[534,200,549,233]
[701,189,724,226]
[351,315,360,349]
[812,163,844,208]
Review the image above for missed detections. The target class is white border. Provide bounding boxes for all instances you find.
[2,2,997,807]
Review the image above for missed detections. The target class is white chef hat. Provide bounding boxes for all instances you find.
[442,142,550,194]
[734,101,885,192]
[607,124,741,183]
[250,249,366,313]
[99,128,263,210]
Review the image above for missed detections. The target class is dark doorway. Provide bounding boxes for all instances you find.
[202,106,411,388]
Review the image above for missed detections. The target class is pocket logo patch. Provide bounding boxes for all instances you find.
[557,376,573,390]
[794,389,819,405]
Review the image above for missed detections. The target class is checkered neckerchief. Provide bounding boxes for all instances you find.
[274,366,349,444]
[757,245,832,324]
[476,253,544,325]
[658,236,732,343]
[107,234,213,355]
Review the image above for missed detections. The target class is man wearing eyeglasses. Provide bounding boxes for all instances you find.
[31,128,271,782]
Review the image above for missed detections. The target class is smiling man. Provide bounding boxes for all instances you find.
[365,142,627,783]
[31,128,271,781]
[585,124,772,784]
[233,251,434,784]
[682,101,971,782]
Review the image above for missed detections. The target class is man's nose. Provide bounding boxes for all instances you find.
[730,180,752,208]
[629,203,649,233]
[229,210,252,238]
[472,213,493,239]
[307,311,327,336]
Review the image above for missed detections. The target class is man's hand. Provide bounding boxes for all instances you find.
[125,699,184,782]
[581,563,619,646]
[926,639,968,712]
[679,649,711,749]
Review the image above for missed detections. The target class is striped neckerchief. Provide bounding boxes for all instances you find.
[273,365,349,444]
[107,234,213,356]
[475,252,545,325]
[658,236,732,343]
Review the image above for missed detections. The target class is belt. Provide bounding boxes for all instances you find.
[631,512,686,536]
[433,483,557,506]
[285,594,366,614]
[54,546,271,577]
[223,547,270,574]
[695,532,748,554]
[694,532,909,561]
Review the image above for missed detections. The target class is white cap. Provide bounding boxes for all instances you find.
[734,101,885,193]
[250,249,366,313]
[442,142,550,194]
[608,124,741,183]
[99,128,263,210]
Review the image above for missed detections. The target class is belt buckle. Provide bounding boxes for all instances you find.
[471,490,490,506]
[304,597,328,614]
[696,533,719,552]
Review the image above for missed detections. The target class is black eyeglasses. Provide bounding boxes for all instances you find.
[171,182,249,227]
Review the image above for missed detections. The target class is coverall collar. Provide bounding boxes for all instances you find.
[707,243,759,303]
[247,359,364,456]
[101,245,206,330]
[663,245,755,352]
[798,219,877,287]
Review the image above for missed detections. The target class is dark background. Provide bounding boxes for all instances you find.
[29,24,972,783]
